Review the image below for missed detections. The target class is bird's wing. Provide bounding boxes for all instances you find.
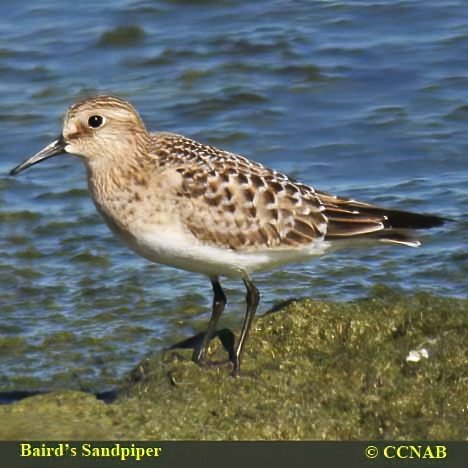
[316,190,445,245]
[151,133,327,250]
[315,191,387,238]
[150,133,444,250]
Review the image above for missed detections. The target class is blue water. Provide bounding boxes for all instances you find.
[0,0,467,392]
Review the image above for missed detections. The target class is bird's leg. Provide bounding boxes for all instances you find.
[232,278,260,377]
[192,276,227,367]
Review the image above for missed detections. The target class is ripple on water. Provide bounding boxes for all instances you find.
[35,188,88,200]
[443,104,468,121]
[175,91,269,118]
[134,47,209,67]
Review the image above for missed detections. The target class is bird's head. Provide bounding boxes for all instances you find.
[10,95,149,175]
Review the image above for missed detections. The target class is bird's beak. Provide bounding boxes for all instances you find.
[10,136,67,176]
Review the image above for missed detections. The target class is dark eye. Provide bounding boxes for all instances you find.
[88,115,105,129]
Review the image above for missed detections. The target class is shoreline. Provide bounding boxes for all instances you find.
[0,290,466,440]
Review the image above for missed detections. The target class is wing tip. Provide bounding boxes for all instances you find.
[379,238,421,247]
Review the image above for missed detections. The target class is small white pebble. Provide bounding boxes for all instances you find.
[406,348,429,362]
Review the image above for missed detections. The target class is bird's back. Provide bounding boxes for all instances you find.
[149,133,445,253]
[150,132,329,251]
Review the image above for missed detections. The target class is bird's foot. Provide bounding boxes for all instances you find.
[230,357,241,377]
[192,346,231,368]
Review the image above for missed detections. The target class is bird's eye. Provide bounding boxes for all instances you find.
[88,115,105,129]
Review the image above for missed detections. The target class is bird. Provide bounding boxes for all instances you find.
[10,95,446,376]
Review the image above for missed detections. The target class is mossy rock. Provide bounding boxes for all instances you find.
[0,291,466,440]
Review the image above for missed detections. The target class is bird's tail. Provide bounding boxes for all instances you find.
[318,191,448,247]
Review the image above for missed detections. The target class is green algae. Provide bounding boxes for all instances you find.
[0,211,41,223]
[5,235,29,245]
[98,26,145,47]
[12,267,43,280]
[0,392,114,440]
[15,247,45,260]
[0,291,466,440]
[71,252,111,267]
[0,336,27,354]
[41,331,75,346]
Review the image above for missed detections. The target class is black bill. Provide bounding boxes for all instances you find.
[10,136,66,176]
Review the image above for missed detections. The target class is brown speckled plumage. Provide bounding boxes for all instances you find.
[148,132,328,250]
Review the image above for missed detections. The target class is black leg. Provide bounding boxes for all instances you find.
[232,278,260,377]
[192,276,227,366]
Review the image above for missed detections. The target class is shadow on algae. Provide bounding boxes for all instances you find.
[0,287,466,440]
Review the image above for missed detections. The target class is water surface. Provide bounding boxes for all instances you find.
[0,0,467,393]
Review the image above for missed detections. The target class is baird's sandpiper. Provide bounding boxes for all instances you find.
[10,95,446,376]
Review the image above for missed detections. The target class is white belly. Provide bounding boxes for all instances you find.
[116,223,332,279]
